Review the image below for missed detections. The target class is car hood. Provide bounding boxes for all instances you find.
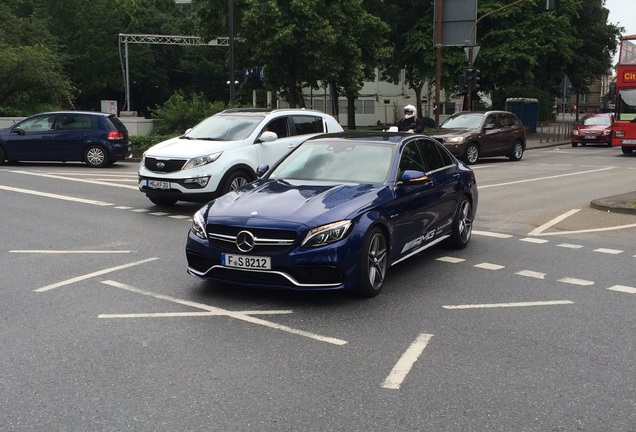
[146,136,244,158]
[206,179,388,227]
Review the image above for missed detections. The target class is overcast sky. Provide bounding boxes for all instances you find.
[604,0,636,36]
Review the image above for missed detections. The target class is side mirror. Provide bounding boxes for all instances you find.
[184,128,193,135]
[258,131,278,143]
[12,127,25,136]
[484,123,495,130]
[398,170,429,186]
[256,164,269,177]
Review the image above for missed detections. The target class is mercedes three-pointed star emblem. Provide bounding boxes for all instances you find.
[236,230,255,252]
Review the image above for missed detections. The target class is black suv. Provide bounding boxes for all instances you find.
[0,111,131,167]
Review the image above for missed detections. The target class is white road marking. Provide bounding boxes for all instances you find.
[516,270,546,279]
[382,333,433,390]
[479,167,615,189]
[528,209,581,236]
[473,230,513,238]
[607,285,636,294]
[593,248,623,255]
[34,258,159,292]
[11,250,131,254]
[100,280,348,346]
[8,169,138,190]
[0,185,113,206]
[169,215,192,220]
[557,243,584,249]
[99,310,294,318]
[443,300,574,310]
[132,209,150,213]
[558,277,594,286]
[474,262,505,270]
[149,212,170,216]
[520,237,549,244]
[114,206,134,210]
[436,256,466,263]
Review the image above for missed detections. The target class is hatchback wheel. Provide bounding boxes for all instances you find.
[571,142,578,147]
[622,146,633,154]
[352,227,388,297]
[84,145,109,168]
[509,141,524,161]
[463,143,479,165]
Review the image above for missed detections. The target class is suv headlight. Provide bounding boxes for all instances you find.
[183,152,223,170]
[447,136,465,143]
[191,205,210,239]
[301,220,352,247]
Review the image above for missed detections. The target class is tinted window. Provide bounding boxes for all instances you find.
[417,139,446,171]
[264,117,289,138]
[292,116,324,136]
[399,142,426,173]
[56,114,93,130]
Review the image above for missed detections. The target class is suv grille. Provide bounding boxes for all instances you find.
[144,157,186,173]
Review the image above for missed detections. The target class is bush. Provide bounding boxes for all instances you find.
[130,134,176,158]
[150,91,227,135]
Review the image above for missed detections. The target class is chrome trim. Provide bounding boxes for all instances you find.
[187,265,341,288]
[207,232,294,246]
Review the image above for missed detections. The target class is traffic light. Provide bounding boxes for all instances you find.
[466,68,480,93]
[458,74,468,94]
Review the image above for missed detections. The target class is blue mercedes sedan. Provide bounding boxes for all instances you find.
[186,132,478,297]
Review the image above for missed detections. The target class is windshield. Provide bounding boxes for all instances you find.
[270,141,394,184]
[617,89,636,121]
[581,116,612,126]
[185,114,265,141]
[440,113,484,129]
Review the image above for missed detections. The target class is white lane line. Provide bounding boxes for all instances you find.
[474,262,505,270]
[132,209,150,213]
[443,300,574,310]
[532,223,636,236]
[169,215,192,220]
[382,333,433,390]
[528,209,581,236]
[0,185,113,206]
[99,310,294,318]
[479,167,615,189]
[558,243,584,249]
[11,250,131,254]
[436,256,466,263]
[34,258,159,292]
[114,206,134,210]
[558,277,594,286]
[473,230,513,238]
[607,285,636,294]
[520,237,549,244]
[101,280,348,346]
[8,170,138,190]
[516,270,546,279]
[149,212,170,216]
[593,248,623,255]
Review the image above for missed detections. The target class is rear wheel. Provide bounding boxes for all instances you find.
[148,196,178,207]
[352,227,388,297]
[622,146,634,154]
[462,143,479,165]
[84,145,109,168]
[220,170,252,195]
[508,141,524,161]
[0,146,6,164]
[447,196,473,249]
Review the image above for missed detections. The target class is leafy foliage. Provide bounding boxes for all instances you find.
[150,91,227,135]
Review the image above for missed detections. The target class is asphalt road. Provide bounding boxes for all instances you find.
[1,145,635,431]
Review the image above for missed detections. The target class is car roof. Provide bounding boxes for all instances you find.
[306,131,431,145]
[36,111,112,117]
[451,110,517,116]
[219,108,335,117]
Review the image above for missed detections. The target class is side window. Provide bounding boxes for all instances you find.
[17,115,56,133]
[500,114,514,128]
[264,117,289,138]
[398,142,426,176]
[484,115,496,129]
[417,139,446,171]
[292,116,324,136]
[57,114,93,130]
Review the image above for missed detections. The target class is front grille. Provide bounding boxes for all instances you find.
[144,157,187,173]
[207,224,297,255]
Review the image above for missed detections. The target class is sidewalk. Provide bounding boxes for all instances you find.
[524,130,636,215]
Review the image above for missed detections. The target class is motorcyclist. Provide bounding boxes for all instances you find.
[397,104,424,133]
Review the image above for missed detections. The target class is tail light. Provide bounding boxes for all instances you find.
[107,131,124,140]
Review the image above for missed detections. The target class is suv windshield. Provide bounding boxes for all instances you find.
[440,113,484,129]
[185,115,265,141]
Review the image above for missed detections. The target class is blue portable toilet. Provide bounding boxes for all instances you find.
[505,98,539,133]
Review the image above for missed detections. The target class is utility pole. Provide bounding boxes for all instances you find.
[435,0,443,125]
[228,0,235,105]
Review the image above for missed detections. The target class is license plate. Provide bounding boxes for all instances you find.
[622,140,636,144]
[222,253,271,270]
[146,180,170,190]
[584,135,596,139]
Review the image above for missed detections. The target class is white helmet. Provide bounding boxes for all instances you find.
[404,104,417,119]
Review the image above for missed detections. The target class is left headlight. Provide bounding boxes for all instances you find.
[301,220,352,248]
[191,205,209,239]
[447,136,465,143]
[183,152,223,170]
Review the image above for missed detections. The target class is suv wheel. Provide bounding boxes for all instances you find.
[463,143,479,165]
[220,170,252,195]
[508,141,524,161]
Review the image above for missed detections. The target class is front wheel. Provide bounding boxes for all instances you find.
[352,227,388,297]
[220,170,252,195]
[462,143,479,165]
[84,145,109,168]
[508,141,524,161]
[0,146,6,165]
[571,142,578,147]
[447,197,473,249]
[622,146,634,154]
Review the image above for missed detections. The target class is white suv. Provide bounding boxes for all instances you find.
[138,108,343,206]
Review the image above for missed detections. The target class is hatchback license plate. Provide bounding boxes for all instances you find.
[584,135,596,139]
[146,180,170,190]
[222,254,271,270]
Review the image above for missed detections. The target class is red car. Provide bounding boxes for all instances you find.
[571,113,613,147]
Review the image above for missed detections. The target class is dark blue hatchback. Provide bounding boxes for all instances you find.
[0,111,131,167]
[186,132,478,297]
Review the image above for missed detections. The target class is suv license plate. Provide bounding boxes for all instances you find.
[147,180,170,190]
[222,254,271,270]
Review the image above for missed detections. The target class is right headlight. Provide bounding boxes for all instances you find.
[191,205,210,239]
[183,152,222,170]
[446,136,465,143]
[301,220,352,248]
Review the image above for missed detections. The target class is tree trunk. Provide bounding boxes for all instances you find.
[347,93,356,130]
